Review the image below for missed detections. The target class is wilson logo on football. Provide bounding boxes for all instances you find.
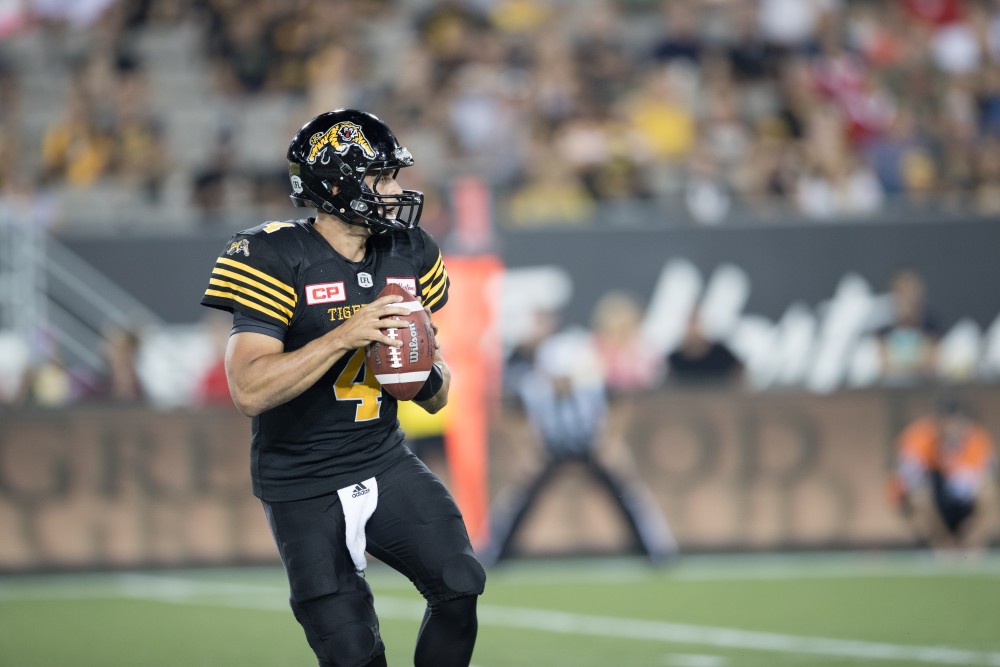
[305,281,346,305]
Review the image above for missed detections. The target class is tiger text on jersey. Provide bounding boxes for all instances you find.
[306,281,346,305]
[328,304,364,322]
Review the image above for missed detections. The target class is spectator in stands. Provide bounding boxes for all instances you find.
[889,394,998,554]
[10,0,1000,229]
[111,67,169,202]
[192,129,240,223]
[682,148,732,224]
[572,0,633,109]
[724,1,779,82]
[213,10,273,95]
[973,138,1000,213]
[878,269,941,385]
[506,134,595,226]
[756,0,833,53]
[795,149,885,219]
[625,66,696,164]
[666,312,744,387]
[41,84,115,188]
[650,0,703,67]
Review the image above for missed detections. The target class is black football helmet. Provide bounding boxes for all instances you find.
[287,109,423,232]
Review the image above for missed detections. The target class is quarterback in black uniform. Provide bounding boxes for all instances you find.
[201,109,485,667]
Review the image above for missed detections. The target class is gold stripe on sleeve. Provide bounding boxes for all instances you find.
[211,267,296,309]
[216,257,296,297]
[422,270,448,303]
[419,254,443,285]
[203,289,290,325]
[423,278,449,310]
[208,278,295,319]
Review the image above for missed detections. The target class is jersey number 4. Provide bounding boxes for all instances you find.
[334,349,383,421]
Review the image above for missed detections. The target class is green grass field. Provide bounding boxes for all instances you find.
[2,551,999,667]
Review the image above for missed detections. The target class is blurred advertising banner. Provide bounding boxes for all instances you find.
[63,219,1000,329]
[495,220,1000,391]
[487,385,1000,557]
[496,219,1000,332]
[2,386,997,571]
[0,408,275,571]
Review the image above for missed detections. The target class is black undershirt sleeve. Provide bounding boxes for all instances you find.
[231,311,287,341]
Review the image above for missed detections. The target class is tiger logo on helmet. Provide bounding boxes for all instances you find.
[307,122,377,165]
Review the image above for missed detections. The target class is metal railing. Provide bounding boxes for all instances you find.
[0,208,163,375]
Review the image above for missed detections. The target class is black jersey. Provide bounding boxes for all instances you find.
[200,218,449,501]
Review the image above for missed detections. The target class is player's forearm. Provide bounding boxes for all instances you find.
[229,331,351,416]
[416,361,451,414]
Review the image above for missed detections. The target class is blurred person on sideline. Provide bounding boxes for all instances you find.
[483,330,676,567]
[79,324,146,403]
[878,268,941,385]
[889,395,998,554]
[200,110,483,667]
[666,312,744,387]
[15,332,74,407]
[502,307,559,397]
[590,291,662,395]
[194,310,235,406]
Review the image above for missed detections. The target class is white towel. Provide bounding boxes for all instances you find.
[336,477,379,573]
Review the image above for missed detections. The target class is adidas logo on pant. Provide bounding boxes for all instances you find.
[352,483,369,498]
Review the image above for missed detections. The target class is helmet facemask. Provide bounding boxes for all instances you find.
[340,159,424,232]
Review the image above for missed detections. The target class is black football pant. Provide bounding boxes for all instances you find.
[262,452,486,667]
[930,470,976,536]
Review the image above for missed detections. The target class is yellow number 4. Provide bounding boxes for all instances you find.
[334,349,383,421]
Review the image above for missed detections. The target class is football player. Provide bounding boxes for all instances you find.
[201,109,485,667]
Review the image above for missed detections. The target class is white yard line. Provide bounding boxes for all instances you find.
[30,573,995,667]
[4,566,1000,666]
[485,552,1000,585]
[454,601,1000,666]
[660,655,730,667]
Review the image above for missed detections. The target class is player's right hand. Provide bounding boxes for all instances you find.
[333,294,408,350]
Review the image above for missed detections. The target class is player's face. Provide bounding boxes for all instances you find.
[365,169,403,220]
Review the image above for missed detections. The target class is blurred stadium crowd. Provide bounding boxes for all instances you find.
[0,0,997,407]
[2,0,1000,232]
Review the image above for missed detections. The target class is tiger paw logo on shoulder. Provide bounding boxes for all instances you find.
[226,239,250,257]
[307,122,376,165]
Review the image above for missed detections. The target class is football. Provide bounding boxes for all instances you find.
[365,282,436,400]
